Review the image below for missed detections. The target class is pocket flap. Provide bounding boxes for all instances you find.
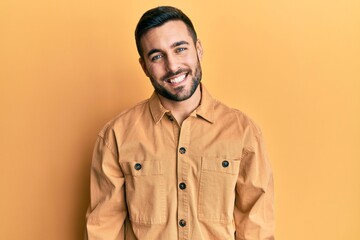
[120,160,162,176]
[201,157,240,175]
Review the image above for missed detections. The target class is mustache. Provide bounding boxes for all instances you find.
[161,68,189,81]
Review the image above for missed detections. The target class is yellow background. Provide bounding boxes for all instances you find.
[1,0,359,239]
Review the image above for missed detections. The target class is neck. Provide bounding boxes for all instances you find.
[158,86,201,126]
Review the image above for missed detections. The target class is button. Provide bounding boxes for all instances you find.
[168,115,174,121]
[179,182,186,190]
[179,219,186,227]
[134,163,142,170]
[179,147,186,154]
[222,160,229,168]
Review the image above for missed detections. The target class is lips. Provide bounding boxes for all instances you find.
[167,72,188,84]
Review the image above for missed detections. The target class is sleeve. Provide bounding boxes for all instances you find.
[84,134,127,240]
[234,126,275,240]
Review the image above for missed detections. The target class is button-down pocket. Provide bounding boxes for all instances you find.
[120,160,166,224]
[198,157,240,223]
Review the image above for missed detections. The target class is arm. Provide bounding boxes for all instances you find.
[234,128,275,240]
[84,135,127,240]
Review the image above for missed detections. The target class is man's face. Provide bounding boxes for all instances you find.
[139,20,203,102]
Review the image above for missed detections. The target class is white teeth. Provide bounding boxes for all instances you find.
[169,74,186,84]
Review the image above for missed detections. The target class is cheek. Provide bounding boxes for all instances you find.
[186,60,199,71]
[147,63,165,78]
[186,52,200,65]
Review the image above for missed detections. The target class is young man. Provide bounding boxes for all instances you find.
[85,6,274,240]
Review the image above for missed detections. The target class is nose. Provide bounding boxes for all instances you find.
[165,54,179,73]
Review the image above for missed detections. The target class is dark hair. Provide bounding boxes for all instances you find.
[135,6,198,58]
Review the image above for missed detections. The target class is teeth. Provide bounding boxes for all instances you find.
[169,74,186,84]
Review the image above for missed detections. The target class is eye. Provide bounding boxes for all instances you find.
[175,47,187,53]
[151,54,163,62]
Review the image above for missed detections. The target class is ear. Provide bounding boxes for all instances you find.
[139,57,150,77]
[196,39,203,61]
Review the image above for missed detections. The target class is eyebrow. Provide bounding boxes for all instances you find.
[146,41,190,58]
[171,40,189,48]
[147,48,161,58]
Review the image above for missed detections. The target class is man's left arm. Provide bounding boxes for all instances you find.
[234,126,275,240]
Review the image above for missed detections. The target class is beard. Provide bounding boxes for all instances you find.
[149,61,202,102]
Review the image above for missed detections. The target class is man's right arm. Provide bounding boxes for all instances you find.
[84,135,127,240]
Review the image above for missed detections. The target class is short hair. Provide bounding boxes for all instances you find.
[135,6,198,58]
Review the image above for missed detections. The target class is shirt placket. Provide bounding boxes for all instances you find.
[176,118,191,240]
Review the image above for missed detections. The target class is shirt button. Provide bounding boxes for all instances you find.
[179,147,186,154]
[179,219,186,227]
[134,163,142,170]
[179,182,186,190]
[222,160,229,168]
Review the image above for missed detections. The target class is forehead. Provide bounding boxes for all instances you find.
[140,20,193,51]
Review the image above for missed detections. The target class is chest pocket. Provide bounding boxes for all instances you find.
[120,160,166,224]
[198,157,240,223]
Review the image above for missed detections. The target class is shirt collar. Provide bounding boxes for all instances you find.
[149,83,215,124]
[195,84,215,124]
[149,92,170,124]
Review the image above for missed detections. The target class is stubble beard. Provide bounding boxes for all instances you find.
[149,62,202,102]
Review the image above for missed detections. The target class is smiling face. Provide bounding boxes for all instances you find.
[139,20,203,102]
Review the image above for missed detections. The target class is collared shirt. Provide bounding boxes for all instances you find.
[85,85,274,240]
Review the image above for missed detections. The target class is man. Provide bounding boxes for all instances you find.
[85,6,274,240]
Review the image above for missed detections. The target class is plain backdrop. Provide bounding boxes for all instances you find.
[1,0,359,239]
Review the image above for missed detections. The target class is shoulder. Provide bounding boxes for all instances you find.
[214,99,261,129]
[213,98,262,137]
[98,98,150,138]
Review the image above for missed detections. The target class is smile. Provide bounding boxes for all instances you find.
[168,73,188,84]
